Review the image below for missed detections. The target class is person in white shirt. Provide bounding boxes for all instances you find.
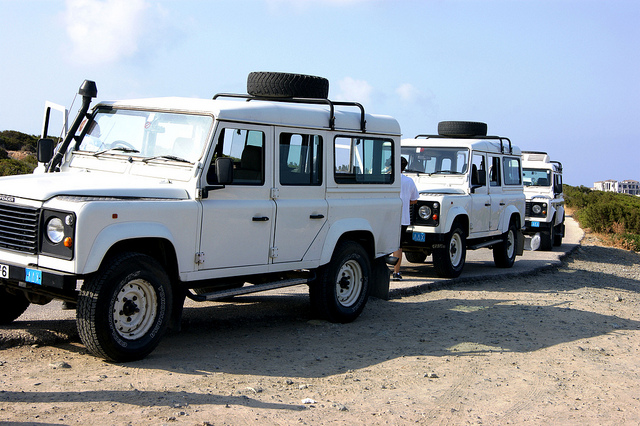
[393,156,419,280]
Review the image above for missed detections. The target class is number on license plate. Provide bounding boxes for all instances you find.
[412,232,426,243]
[25,268,42,285]
[0,263,8,279]
[531,221,540,227]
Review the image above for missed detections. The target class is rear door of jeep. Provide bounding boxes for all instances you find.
[272,128,328,263]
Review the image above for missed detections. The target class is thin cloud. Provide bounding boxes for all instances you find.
[64,0,151,66]
[335,77,373,104]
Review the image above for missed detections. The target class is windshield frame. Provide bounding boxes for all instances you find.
[75,107,214,164]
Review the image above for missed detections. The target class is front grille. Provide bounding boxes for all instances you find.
[0,203,39,253]
[525,202,532,216]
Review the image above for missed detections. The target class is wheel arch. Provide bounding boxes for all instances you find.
[319,219,375,266]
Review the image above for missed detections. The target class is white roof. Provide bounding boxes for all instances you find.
[402,136,521,156]
[97,97,401,136]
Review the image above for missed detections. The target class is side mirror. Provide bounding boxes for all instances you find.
[37,138,55,163]
[215,157,234,185]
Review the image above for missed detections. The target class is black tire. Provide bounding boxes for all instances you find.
[540,222,554,251]
[309,241,371,323]
[553,222,564,247]
[432,226,466,278]
[438,121,488,137]
[247,72,329,99]
[493,220,518,268]
[404,251,427,264]
[0,287,30,325]
[77,253,172,362]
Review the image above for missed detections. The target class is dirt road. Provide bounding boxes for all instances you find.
[1,235,639,425]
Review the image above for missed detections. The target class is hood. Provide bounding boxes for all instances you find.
[0,170,190,201]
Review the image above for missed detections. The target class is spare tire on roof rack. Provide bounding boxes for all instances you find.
[247,72,329,99]
[438,121,488,137]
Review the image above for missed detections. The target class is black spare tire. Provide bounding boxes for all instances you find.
[247,72,329,99]
[438,121,488,137]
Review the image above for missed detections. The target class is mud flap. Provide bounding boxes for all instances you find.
[517,230,526,255]
[370,257,390,301]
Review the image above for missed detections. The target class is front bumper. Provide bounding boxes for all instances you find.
[524,219,552,234]
[1,261,78,292]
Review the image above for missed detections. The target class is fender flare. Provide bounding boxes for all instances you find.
[443,206,469,234]
[80,222,177,274]
[319,218,374,265]
[498,205,522,231]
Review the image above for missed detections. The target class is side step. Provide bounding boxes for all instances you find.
[467,238,503,251]
[187,277,312,302]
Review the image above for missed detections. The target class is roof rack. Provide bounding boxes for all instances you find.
[414,134,513,155]
[212,93,367,132]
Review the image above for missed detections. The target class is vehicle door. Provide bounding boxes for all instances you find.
[272,129,328,263]
[198,124,275,269]
[487,155,503,232]
[469,152,490,236]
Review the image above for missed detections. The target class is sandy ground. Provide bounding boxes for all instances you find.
[1,237,639,425]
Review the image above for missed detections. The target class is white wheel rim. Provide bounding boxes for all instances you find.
[449,233,463,267]
[506,230,515,258]
[335,259,363,307]
[112,279,158,340]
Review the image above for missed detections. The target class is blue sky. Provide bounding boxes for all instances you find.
[1,0,638,187]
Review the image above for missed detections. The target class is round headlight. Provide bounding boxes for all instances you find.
[46,217,65,244]
[532,204,542,214]
[418,205,432,220]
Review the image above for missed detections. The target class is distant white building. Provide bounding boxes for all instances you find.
[594,179,640,195]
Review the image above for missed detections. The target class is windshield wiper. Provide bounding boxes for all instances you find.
[142,155,191,164]
[93,147,140,157]
[404,168,423,174]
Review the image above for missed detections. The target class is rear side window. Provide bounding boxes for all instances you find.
[280,133,322,186]
[334,136,393,184]
[503,157,522,185]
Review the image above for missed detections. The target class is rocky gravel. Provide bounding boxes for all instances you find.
[0,238,639,424]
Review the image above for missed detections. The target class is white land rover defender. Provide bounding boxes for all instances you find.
[0,72,401,362]
[400,121,525,278]
[522,151,564,250]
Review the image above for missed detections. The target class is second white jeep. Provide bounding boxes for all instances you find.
[400,121,525,278]
[522,151,565,250]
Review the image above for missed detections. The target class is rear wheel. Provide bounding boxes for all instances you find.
[0,287,30,325]
[310,241,371,323]
[493,221,518,268]
[540,220,555,251]
[432,226,466,278]
[553,221,564,246]
[77,253,172,362]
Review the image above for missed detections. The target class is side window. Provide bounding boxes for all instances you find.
[279,133,322,186]
[334,136,393,184]
[502,157,522,185]
[208,127,265,185]
[471,154,486,187]
[489,156,501,186]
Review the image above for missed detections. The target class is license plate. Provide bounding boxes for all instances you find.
[412,232,426,243]
[0,263,8,279]
[25,268,42,285]
[531,221,540,227]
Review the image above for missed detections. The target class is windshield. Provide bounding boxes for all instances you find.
[78,108,213,163]
[523,168,551,186]
[401,147,469,175]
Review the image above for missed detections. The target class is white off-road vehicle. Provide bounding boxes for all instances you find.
[400,121,525,278]
[0,72,401,361]
[522,151,564,250]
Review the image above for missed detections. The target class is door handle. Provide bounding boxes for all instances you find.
[500,202,506,206]
[310,214,325,219]
[252,216,269,222]
[484,203,491,207]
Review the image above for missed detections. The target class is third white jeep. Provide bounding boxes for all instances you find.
[400,121,525,278]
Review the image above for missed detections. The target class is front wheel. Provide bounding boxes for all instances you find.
[309,241,371,323]
[77,253,172,362]
[0,287,30,325]
[432,226,466,278]
[493,221,518,268]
